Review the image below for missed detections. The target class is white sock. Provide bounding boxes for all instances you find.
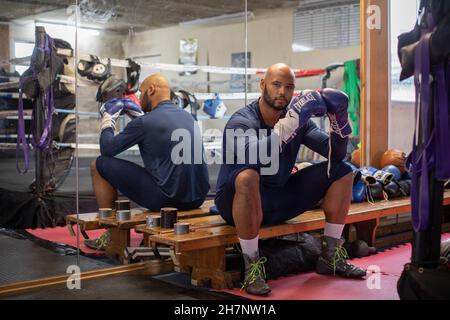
[324,222,345,240]
[239,236,259,259]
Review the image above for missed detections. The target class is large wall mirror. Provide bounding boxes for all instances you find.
[0,0,369,297]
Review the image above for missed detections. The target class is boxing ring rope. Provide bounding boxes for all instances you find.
[4,48,326,78]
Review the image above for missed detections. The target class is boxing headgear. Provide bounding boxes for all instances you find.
[203,93,227,119]
[77,55,111,82]
[125,58,140,94]
[172,90,200,120]
[96,76,127,103]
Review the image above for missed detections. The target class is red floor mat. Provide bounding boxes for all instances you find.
[218,272,400,300]
[26,226,143,256]
[217,233,450,300]
[351,233,450,277]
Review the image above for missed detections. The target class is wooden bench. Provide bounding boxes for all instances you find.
[136,191,450,289]
[65,199,215,262]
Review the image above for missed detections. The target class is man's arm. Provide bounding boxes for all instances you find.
[224,116,278,172]
[99,117,144,157]
[302,119,348,161]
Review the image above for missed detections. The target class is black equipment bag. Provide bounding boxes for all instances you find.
[397,262,450,299]
[259,233,322,280]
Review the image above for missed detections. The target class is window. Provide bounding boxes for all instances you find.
[293,3,360,52]
[14,41,34,75]
[390,0,420,102]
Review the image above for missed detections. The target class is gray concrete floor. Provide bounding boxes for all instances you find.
[0,232,241,300]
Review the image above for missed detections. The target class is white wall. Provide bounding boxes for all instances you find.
[125,7,360,110]
[8,7,364,155]
[123,7,361,143]
[389,101,415,154]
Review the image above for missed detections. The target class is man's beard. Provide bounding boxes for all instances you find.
[140,91,152,112]
[263,86,289,111]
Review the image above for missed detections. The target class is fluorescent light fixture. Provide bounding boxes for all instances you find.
[292,43,314,52]
[179,11,254,27]
[36,21,100,36]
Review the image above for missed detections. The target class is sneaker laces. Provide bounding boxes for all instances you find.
[95,231,110,250]
[332,245,349,274]
[241,256,268,291]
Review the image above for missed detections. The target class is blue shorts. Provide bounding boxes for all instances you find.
[214,161,352,226]
[96,156,204,211]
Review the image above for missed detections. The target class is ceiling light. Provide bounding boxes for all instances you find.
[179,11,254,28]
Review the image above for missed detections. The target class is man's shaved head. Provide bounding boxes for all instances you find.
[139,74,171,112]
[264,63,296,82]
[260,63,296,111]
[139,74,170,93]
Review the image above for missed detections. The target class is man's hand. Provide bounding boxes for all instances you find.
[321,88,352,138]
[122,98,144,118]
[99,98,125,131]
[99,98,144,131]
[274,90,327,147]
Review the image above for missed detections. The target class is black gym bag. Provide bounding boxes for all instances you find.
[260,234,322,280]
[397,262,450,300]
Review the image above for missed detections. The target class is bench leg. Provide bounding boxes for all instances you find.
[173,246,234,289]
[80,228,90,240]
[354,218,379,247]
[105,228,130,263]
[67,224,90,239]
[67,224,75,237]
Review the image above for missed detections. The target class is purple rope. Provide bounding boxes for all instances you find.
[433,64,450,179]
[16,77,31,174]
[411,16,433,232]
[16,33,57,174]
[410,11,450,232]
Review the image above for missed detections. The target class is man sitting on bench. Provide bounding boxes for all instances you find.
[89,74,210,247]
[215,63,366,296]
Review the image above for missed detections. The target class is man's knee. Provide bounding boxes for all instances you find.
[90,159,98,175]
[235,169,260,193]
[91,156,109,177]
[338,172,354,185]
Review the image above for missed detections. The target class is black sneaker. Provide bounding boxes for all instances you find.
[83,230,110,251]
[316,235,367,278]
[241,254,271,296]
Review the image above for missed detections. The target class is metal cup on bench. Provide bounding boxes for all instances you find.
[98,208,113,219]
[146,215,161,228]
[116,210,131,221]
[174,222,190,235]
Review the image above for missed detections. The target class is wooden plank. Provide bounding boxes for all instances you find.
[135,214,227,236]
[65,212,101,231]
[100,200,214,229]
[360,0,367,166]
[150,192,450,252]
[0,263,147,297]
[365,0,389,167]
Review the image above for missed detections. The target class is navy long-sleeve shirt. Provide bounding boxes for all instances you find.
[100,100,210,202]
[216,99,348,190]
